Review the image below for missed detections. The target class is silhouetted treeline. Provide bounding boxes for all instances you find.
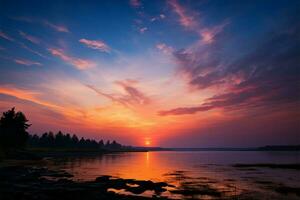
[0,108,30,150]
[28,131,123,150]
[0,108,124,154]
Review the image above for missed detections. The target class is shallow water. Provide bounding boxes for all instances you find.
[48,151,300,199]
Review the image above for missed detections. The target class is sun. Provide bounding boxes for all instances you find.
[144,138,151,146]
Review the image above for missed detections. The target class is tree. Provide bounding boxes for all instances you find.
[0,108,30,150]
[98,140,104,148]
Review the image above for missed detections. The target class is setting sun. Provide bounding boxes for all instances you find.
[145,138,151,146]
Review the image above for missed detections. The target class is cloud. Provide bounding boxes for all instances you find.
[115,80,151,105]
[86,80,150,107]
[11,17,69,33]
[43,21,70,33]
[19,31,40,44]
[0,31,14,41]
[14,59,42,66]
[130,0,141,7]
[160,18,300,116]
[156,43,174,54]
[169,0,228,44]
[48,48,94,70]
[19,43,48,59]
[79,38,110,53]
[199,21,229,44]
[158,105,213,116]
[85,84,127,106]
[139,27,148,34]
[150,14,166,22]
[0,85,57,109]
[169,0,197,29]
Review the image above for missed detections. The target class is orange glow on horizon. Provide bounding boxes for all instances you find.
[145,138,151,146]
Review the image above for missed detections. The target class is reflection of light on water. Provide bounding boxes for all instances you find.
[107,188,156,198]
[146,152,149,165]
[126,183,139,187]
[50,151,300,199]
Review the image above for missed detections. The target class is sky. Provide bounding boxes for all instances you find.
[0,0,299,147]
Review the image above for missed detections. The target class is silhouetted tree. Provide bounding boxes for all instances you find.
[98,140,104,148]
[0,108,30,150]
[27,132,124,150]
[71,134,79,147]
[110,140,122,149]
[105,140,110,148]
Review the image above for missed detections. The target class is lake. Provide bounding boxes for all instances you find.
[48,151,300,199]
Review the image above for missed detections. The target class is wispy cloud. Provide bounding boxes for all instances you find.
[14,59,42,66]
[160,20,300,116]
[169,0,228,44]
[12,17,70,33]
[43,21,70,33]
[158,105,213,116]
[19,43,48,59]
[0,85,49,107]
[150,14,166,22]
[48,48,94,70]
[0,30,14,41]
[86,79,150,107]
[115,80,151,105]
[139,27,148,33]
[85,84,128,107]
[199,21,229,44]
[19,31,40,44]
[156,43,174,54]
[79,38,110,53]
[130,0,141,7]
[169,0,197,29]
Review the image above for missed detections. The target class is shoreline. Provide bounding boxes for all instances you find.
[0,165,171,200]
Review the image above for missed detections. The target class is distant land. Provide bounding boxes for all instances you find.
[134,145,300,152]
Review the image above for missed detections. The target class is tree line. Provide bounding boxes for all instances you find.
[28,131,122,150]
[0,108,123,152]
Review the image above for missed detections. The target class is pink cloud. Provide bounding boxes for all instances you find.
[19,31,40,44]
[14,59,42,66]
[169,0,197,29]
[0,31,14,41]
[79,38,110,53]
[43,21,69,33]
[86,79,150,107]
[199,21,229,44]
[130,0,141,7]
[48,48,94,70]
[139,27,148,33]
[156,43,174,54]
[169,0,229,44]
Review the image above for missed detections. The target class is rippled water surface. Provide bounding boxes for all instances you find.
[48,151,300,199]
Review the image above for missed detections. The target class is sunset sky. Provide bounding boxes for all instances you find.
[0,0,299,147]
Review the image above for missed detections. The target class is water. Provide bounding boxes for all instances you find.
[48,151,300,199]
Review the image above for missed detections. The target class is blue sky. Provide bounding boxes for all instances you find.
[0,0,299,147]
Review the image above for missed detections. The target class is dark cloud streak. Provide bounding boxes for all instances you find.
[159,17,300,116]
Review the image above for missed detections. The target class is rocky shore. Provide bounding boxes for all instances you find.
[0,166,171,200]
